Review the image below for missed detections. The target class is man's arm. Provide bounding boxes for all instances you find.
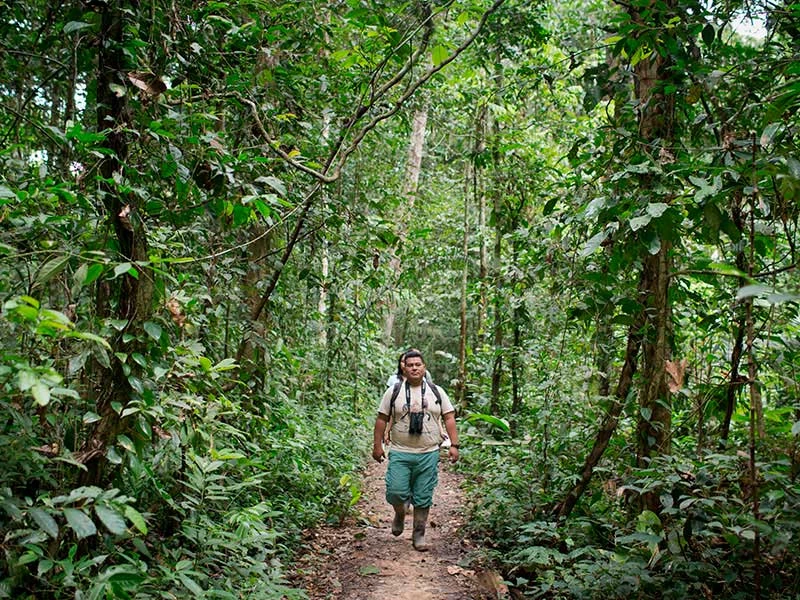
[442,411,459,462]
[372,413,389,462]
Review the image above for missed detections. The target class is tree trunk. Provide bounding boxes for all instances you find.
[457,158,471,409]
[488,67,504,414]
[80,0,153,485]
[556,302,646,518]
[383,106,428,344]
[510,221,523,417]
[745,190,763,598]
[476,105,489,341]
[457,105,487,408]
[238,224,274,368]
[630,5,676,505]
[719,191,748,447]
[490,217,503,414]
[636,245,672,471]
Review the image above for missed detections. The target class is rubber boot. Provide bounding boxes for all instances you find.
[412,506,430,551]
[391,503,406,536]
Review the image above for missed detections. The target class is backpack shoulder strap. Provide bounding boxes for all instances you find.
[428,382,442,405]
[389,380,403,418]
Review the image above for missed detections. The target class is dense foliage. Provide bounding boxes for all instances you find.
[1,0,798,599]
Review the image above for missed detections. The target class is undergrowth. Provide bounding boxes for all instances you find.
[458,406,800,599]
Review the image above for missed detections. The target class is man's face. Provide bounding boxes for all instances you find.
[404,356,425,384]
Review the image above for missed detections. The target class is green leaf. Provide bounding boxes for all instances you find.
[760,122,781,148]
[143,321,162,341]
[465,413,510,432]
[66,330,112,349]
[31,383,51,406]
[95,505,127,535]
[629,214,651,231]
[37,559,54,577]
[84,263,105,285]
[110,319,128,331]
[124,505,147,534]
[117,434,134,452]
[792,420,800,436]
[18,370,37,391]
[64,21,92,34]
[51,387,80,399]
[83,411,101,424]
[646,203,669,217]
[64,508,97,539]
[706,262,748,279]
[736,284,772,300]
[212,358,237,371]
[35,256,71,288]
[178,573,204,595]
[580,231,608,257]
[701,23,715,46]
[254,175,286,196]
[29,508,59,539]
[113,262,133,278]
[431,45,449,67]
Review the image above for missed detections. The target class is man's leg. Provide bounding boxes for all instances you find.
[385,452,413,535]
[409,451,439,551]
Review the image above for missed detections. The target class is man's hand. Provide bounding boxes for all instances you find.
[372,445,385,462]
[448,446,459,463]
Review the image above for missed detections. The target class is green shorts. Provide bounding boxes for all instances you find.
[385,450,439,508]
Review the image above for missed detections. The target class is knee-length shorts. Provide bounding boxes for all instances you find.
[385,450,439,508]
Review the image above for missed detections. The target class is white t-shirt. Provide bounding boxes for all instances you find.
[378,381,454,454]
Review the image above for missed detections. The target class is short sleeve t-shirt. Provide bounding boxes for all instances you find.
[378,381,454,454]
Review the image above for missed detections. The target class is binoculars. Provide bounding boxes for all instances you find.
[408,411,425,435]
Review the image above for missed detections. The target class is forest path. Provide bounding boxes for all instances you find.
[289,455,505,599]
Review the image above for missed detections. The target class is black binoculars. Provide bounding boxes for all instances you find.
[408,411,425,434]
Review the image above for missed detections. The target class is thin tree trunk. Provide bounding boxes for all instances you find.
[720,190,747,447]
[457,159,470,409]
[488,68,504,414]
[746,189,763,599]
[475,105,489,340]
[238,224,273,367]
[636,245,672,467]
[318,106,332,347]
[383,106,428,344]
[556,302,646,518]
[510,222,523,417]
[478,175,488,340]
[490,218,503,414]
[592,254,614,397]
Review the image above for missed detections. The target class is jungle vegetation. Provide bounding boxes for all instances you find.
[1,0,799,598]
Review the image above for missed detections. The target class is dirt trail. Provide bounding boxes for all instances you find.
[290,455,504,600]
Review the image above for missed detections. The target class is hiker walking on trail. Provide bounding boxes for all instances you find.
[372,349,459,551]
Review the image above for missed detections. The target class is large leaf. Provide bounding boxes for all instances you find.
[465,413,510,432]
[95,505,127,535]
[124,505,148,534]
[29,508,59,539]
[64,508,97,539]
[34,256,71,288]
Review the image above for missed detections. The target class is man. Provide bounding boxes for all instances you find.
[383,348,436,445]
[372,350,459,551]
